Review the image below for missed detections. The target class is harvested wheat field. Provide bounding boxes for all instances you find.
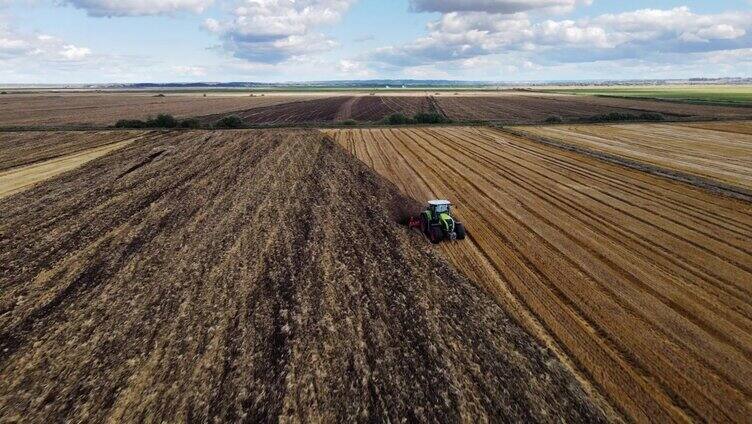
[679,120,752,135]
[511,121,752,195]
[0,129,607,422]
[330,126,752,422]
[0,93,312,127]
[0,131,150,198]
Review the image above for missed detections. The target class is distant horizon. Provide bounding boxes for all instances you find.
[2,76,752,89]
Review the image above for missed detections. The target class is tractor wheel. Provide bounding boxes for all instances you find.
[429,226,443,244]
[455,222,466,240]
[420,215,429,235]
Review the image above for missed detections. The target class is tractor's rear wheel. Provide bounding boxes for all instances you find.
[455,222,466,240]
[429,226,443,244]
[420,215,428,235]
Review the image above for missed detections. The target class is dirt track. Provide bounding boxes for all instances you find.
[331,126,752,422]
[0,130,605,422]
[512,121,752,192]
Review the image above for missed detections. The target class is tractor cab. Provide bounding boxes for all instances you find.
[427,199,451,217]
[408,199,467,244]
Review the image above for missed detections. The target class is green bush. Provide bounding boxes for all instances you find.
[413,112,451,124]
[0,91,7,95]
[585,112,634,123]
[584,112,666,123]
[180,118,201,129]
[114,114,185,129]
[115,119,149,128]
[148,114,179,128]
[340,119,357,126]
[214,115,243,129]
[545,115,564,124]
[386,113,414,125]
[638,112,666,121]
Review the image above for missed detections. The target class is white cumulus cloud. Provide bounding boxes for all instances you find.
[0,25,91,61]
[409,0,591,14]
[62,0,214,17]
[205,0,355,63]
[370,6,752,67]
[59,44,92,60]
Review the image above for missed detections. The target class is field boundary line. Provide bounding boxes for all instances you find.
[498,126,752,203]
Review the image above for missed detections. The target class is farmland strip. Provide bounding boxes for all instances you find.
[334,126,752,422]
[509,122,752,198]
[0,136,141,199]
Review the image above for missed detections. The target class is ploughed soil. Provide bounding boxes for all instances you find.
[0,130,606,422]
[198,96,434,125]
[436,94,752,123]
[0,93,310,128]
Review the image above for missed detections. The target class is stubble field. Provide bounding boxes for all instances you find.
[330,126,752,422]
[0,129,606,422]
[511,121,752,195]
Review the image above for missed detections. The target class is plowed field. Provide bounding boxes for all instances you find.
[0,131,149,198]
[436,94,752,123]
[0,93,310,127]
[200,96,432,125]
[331,126,752,422]
[512,121,752,194]
[0,130,147,171]
[0,129,605,422]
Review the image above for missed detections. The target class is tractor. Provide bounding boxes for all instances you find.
[408,200,466,244]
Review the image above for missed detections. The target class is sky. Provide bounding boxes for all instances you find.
[1,0,751,83]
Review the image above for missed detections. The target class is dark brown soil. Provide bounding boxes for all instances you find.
[0,93,306,128]
[199,96,433,125]
[0,129,606,422]
[436,94,752,123]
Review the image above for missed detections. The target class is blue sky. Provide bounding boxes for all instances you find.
[1,0,751,83]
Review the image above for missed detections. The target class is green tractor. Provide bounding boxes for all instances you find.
[409,200,467,244]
